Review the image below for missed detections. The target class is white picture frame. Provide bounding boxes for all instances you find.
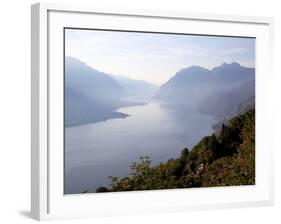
[31,2,274,221]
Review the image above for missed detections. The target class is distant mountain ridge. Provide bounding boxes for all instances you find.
[109,74,159,96]
[65,58,255,127]
[65,57,125,101]
[211,62,254,84]
[155,62,255,119]
[199,80,255,119]
[65,57,141,127]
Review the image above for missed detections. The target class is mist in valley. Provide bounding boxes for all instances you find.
[64,29,255,194]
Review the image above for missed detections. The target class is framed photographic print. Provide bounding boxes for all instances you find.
[31,2,274,221]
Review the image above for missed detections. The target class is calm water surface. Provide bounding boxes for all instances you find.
[65,96,217,194]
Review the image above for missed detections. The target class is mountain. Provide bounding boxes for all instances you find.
[65,57,125,102]
[211,62,254,84]
[155,62,255,117]
[65,57,135,127]
[199,80,255,119]
[110,74,159,96]
[155,66,213,108]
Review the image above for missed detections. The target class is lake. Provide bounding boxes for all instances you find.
[65,96,217,194]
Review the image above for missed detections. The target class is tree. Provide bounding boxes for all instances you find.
[95,109,255,192]
[207,134,222,160]
[180,148,189,163]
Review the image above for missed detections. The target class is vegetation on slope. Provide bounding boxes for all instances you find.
[95,109,255,193]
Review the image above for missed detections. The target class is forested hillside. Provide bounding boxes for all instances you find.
[95,109,255,193]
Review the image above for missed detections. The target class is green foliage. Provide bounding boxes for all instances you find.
[108,157,180,192]
[201,109,255,186]
[96,109,255,192]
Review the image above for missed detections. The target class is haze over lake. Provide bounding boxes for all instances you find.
[64,29,255,194]
[65,96,217,194]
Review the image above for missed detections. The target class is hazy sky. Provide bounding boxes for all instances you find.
[65,29,255,85]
